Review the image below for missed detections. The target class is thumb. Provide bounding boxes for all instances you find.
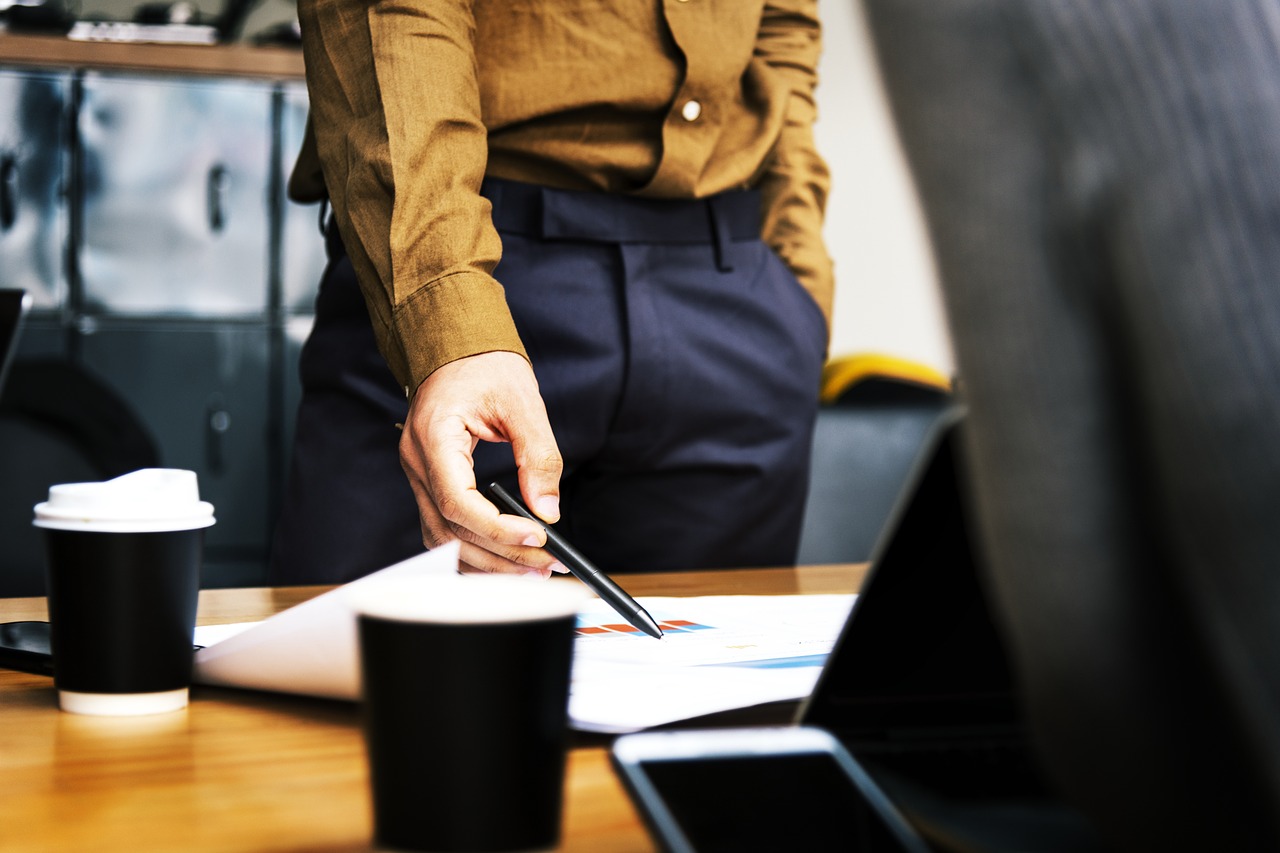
[511,422,563,524]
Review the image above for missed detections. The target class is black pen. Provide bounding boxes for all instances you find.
[484,482,664,639]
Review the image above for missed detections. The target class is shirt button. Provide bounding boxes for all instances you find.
[681,100,702,122]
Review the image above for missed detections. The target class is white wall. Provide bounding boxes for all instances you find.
[814,0,954,376]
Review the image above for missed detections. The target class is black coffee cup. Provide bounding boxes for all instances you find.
[349,574,587,852]
[33,469,215,716]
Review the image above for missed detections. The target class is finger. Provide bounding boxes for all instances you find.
[437,482,551,548]
[409,473,560,576]
[457,540,551,579]
[400,427,464,549]
[404,473,456,549]
[448,514,565,571]
[403,415,546,549]
[455,535,568,576]
[511,426,564,524]
[406,449,552,564]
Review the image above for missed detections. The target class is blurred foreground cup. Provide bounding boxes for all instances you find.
[33,468,214,716]
[349,573,588,852]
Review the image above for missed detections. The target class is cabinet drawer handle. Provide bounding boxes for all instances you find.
[205,393,231,474]
[206,163,229,233]
[0,154,17,232]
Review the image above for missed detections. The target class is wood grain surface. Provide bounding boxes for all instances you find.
[0,563,866,851]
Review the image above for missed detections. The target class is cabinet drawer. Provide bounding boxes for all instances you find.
[77,322,272,563]
[79,73,273,316]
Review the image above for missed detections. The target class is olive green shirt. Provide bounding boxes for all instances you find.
[292,0,833,394]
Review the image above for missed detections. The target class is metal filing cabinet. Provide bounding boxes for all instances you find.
[0,68,70,312]
[73,73,279,587]
[0,61,325,592]
[78,73,274,316]
[77,322,273,587]
[0,68,73,596]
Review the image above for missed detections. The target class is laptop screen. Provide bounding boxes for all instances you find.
[798,408,1022,739]
[0,289,31,398]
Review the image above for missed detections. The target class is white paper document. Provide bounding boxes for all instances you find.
[567,594,854,732]
[194,543,460,701]
[193,547,855,733]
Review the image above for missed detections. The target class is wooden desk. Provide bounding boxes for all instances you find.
[0,564,865,852]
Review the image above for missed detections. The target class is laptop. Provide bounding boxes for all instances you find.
[0,290,52,670]
[0,289,31,398]
[794,406,1104,850]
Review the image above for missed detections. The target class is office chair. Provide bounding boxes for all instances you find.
[0,359,160,597]
[863,0,1280,849]
[797,353,950,564]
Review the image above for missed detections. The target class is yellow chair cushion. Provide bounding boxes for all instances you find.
[821,353,952,405]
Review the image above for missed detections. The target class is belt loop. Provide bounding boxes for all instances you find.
[484,178,549,238]
[707,195,734,272]
[533,184,549,239]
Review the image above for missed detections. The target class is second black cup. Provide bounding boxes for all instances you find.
[351,574,587,853]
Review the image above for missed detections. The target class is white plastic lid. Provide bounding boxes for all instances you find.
[33,468,216,533]
[348,574,589,625]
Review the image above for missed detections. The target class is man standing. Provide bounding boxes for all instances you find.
[271,1,833,583]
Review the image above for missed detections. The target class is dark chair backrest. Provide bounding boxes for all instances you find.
[797,354,951,565]
[0,359,160,597]
[864,0,1280,848]
[797,401,948,565]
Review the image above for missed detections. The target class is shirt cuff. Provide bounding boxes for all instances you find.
[387,270,529,395]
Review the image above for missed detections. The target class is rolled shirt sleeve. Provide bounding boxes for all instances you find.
[298,0,525,393]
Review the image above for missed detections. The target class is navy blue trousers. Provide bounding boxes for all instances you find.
[269,179,826,584]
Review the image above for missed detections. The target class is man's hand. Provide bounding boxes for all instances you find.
[399,351,567,577]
